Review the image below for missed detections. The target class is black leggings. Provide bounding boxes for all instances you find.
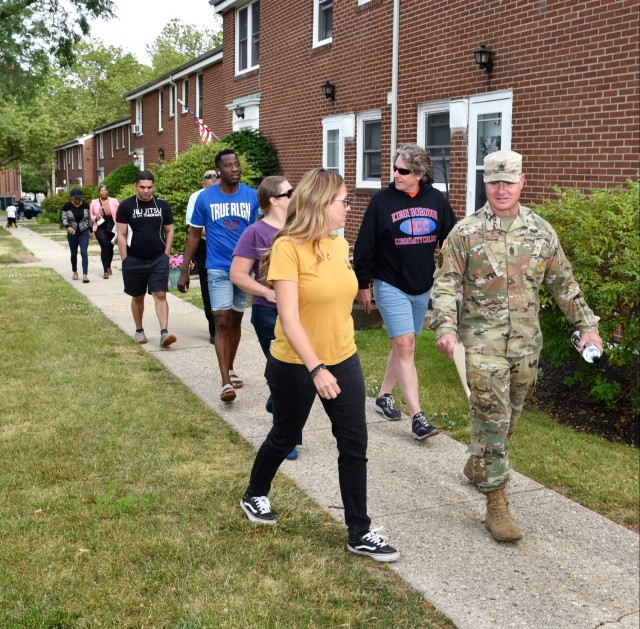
[246,352,370,538]
[95,224,115,272]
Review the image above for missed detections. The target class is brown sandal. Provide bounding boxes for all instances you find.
[72,272,79,280]
[220,384,236,402]
[229,370,243,389]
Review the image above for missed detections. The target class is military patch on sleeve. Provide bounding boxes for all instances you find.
[438,252,443,268]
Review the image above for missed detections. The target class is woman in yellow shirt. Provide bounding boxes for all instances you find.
[239,168,399,562]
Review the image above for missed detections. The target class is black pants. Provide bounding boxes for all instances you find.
[195,238,215,338]
[246,352,370,538]
[95,224,115,272]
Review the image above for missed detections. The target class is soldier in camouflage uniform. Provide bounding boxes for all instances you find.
[429,150,602,542]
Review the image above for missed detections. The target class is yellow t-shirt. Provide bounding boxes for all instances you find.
[267,236,357,365]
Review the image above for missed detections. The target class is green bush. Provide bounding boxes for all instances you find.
[533,178,639,414]
[219,128,280,187]
[152,141,256,253]
[41,186,95,225]
[101,164,140,197]
[37,211,61,225]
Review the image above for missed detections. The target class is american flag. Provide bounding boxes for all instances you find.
[178,100,218,144]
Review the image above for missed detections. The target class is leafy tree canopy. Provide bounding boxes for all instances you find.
[0,0,115,101]
[147,18,222,77]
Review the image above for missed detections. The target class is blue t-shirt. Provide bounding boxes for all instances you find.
[191,183,259,271]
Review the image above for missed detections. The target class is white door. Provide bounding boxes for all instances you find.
[466,91,513,215]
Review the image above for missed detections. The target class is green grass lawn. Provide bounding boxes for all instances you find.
[0,267,453,628]
[355,328,639,529]
[0,226,38,263]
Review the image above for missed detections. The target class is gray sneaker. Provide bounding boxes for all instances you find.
[133,330,147,344]
[375,393,401,420]
[160,331,177,347]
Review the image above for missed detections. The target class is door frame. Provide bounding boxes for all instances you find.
[466,90,513,215]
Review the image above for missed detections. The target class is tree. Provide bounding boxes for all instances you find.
[0,0,115,101]
[147,18,222,77]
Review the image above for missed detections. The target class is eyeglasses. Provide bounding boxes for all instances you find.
[204,173,219,180]
[273,189,294,199]
[335,196,351,207]
[393,165,413,176]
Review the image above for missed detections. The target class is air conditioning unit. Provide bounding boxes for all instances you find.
[131,123,142,135]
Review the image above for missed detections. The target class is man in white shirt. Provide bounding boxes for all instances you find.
[6,203,17,228]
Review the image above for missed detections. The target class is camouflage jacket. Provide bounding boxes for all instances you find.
[429,203,599,357]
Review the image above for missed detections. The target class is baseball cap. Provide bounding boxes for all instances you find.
[483,151,522,183]
[70,188,83,198]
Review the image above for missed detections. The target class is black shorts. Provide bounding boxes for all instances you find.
[122,253,169,296]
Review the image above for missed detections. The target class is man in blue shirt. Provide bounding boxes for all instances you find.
[179,150,259,402]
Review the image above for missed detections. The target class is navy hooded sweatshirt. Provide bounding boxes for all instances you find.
[353,181,456,295]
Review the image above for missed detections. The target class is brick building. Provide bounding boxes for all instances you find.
[212,0,639,241]
[53,134,96,191]
[94,118,133,182]
[124,47,225,172]
[0,168,22,208]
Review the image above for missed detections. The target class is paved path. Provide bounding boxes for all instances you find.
[9,225,640,629]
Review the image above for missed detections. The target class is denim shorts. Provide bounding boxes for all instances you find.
[373,279,430,338]
[207,268,247,312]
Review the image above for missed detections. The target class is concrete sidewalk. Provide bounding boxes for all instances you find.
[9,225,640,629]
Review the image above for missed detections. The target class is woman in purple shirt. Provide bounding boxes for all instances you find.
[230,176,300,459]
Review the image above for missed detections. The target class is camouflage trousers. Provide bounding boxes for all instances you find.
[465,352,540,494]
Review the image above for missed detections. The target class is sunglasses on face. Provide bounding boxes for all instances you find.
[273,189,293,199]
[393,165,413,176]
[204,173,219,180]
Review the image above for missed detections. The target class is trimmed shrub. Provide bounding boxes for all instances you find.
[218,128,280,187]
[151,141,256,253]
[101,164,140,197]
[533,178,639,416]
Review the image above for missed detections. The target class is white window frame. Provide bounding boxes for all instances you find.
[158,89,164,131]
[115,128,119,150]
[98,134,104,160]
[358,0,373,4]
[236,0,260,75]
[417,99,451,194]
[196,74,203,118]
[135,99,143,135]
[110,130,114,158]
[356,109,382,189]
[313,0,333,48]
[182,80,189,113]
[169,84,175,117]
[122,125,126,147]
[322,114,354,177]
[78,145,83,170]
[70,147,74,170]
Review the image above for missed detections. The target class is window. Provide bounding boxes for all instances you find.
[70,147,74,170]
[182,80,189,112]
[237,0,259,74]
[418,101,451,190]
[356,110,381,188]
[110,130,114,158]
[322,115,353,177]
[115,128,119,150]
[99,134,104,160]
[158,90,164,131]
[78,145,83,169]
[135,99,143,134]
[169,84,175,117]
[196,74,203,118]
[314,0,333,47]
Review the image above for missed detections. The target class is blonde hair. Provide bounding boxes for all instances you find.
[261,168,344,278]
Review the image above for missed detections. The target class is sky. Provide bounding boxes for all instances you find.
[88,0,219,64]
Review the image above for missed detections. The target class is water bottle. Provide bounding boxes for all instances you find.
[571,331,601,363]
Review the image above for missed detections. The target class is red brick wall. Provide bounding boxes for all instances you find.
[0,168,21,200]
[220,0,638,235]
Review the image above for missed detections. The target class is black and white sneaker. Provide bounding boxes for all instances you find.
[240,493,277,525]
[375,393,402,420]
[347,527,400,562]
[411,411,439,440]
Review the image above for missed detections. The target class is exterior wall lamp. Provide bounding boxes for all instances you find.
[473,44,494,73]
[234,105,245,119]
[132,152,138,161]
[158,147,165,159]
[322,80,336,100]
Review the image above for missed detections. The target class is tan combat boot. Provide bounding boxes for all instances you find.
[485,488,523,542]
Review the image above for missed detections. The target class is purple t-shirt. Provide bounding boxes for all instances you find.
[233,219,279,309]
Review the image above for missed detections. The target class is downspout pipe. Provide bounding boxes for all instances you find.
[169,76,179,158]
[389,0,400,180]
